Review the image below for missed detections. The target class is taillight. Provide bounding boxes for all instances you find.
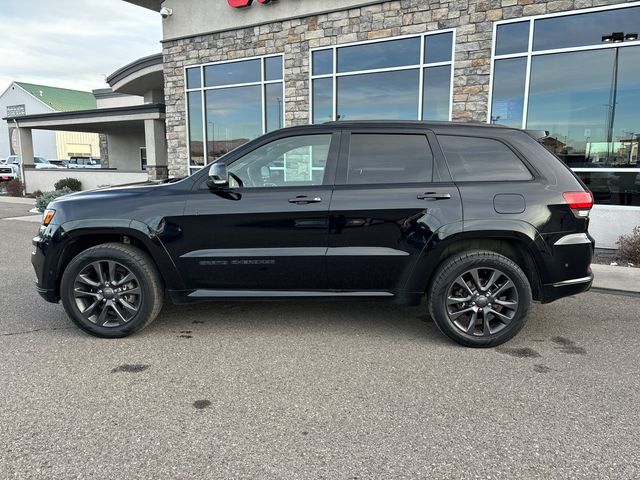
[563,191,593,218]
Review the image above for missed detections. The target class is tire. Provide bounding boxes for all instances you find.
[428,250,532,348]
[60,243,164,338]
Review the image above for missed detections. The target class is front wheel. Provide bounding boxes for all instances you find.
[60,243,164,338]
[428,250,532,348]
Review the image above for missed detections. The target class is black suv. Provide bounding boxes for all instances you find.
[32,122,594,347]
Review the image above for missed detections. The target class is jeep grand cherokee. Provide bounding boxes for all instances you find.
[32,122,594,347]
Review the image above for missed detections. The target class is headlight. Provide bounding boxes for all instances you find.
[42,209,56,226]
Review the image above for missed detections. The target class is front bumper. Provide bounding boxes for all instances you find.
[32,231,61,303]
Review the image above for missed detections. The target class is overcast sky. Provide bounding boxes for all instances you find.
[0,0,162,94]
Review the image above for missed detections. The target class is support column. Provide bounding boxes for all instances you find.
[17,126,34,191]
[144,118,168,180]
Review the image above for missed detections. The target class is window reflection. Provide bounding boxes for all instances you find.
[527,50,614,168]
[205,86,262,160]
[337,70,420,120]
[311,33,454,123]
[312,49,333,76]
[337,37,421,72]
[423,65,451,121]
[612,47,640,168]
[265,83,284,132]
[204,59,261,87]
[576,171,640,206]
[491,58,526,127]
[264,56,282,81]
[187,91,204,166]
[533,6,640,51]
[424,32,453,64]
[186,68,201,89]
[312,78,333,123]
[495,22,529,56]
[187,55,284,170]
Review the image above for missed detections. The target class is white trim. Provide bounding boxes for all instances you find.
[308,28,456,124]
[572,168,640,172]
[183,53,285,172]
[592,203,640,211]
[521,19,534,129]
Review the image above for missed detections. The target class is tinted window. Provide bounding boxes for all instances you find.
[490,58,526,127]
[439,136,532,181]
[423,65,451,120]
[204,59,261,87]
[312,78,333,123]
[264,56,283,81]
[312,49,333,76]
[346,134,432,184]
[337,70,419,120]
[424,32,453,63]
[495,22,530,56]
[337,37,420,73]
[533,6,640,51]
[229,134,332,188]
[186,67,201,89]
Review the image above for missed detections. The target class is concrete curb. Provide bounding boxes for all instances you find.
[591,263,640,294]
[0,196,36,206]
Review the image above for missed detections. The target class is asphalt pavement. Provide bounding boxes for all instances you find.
[1,205,639,479]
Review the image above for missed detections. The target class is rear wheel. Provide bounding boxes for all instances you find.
[60,243,163,337]
[428,250,532,348]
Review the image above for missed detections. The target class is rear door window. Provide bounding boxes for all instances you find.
[345,133,433,184]
[438,135,533,182]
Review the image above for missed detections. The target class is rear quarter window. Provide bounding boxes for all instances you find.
[438,135,533,182]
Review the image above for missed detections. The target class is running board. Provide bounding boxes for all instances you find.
[187,290,395,298]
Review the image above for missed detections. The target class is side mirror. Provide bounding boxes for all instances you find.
[207,162,229,188]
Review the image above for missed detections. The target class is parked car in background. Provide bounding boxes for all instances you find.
[32,121,594,347]
[1,155,60,180]
[67,156,101,168]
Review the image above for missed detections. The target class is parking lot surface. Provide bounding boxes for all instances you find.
[1,209,639,479]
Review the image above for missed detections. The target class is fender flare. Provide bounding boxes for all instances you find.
[405,219,548,294]
[57,218,186,291]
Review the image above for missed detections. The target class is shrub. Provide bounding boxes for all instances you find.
[35,187,74,212]
[54,177,82,192]
[4,179,24,197]
[616,226,640,265]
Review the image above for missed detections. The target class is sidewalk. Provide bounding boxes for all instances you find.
[0,196,35,206]
[591,263,640,294]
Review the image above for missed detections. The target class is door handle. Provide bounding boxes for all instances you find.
[417,192,452,200]
[288,196,322,204]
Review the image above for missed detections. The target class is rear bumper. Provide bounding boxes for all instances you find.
[540,272,593,303]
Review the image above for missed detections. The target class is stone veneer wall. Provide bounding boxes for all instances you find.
[162,0,627,177]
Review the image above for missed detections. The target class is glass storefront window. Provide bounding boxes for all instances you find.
[186,67,201,89]
[186,55,284,171]
[337,37,421,73]
[312,78,332,123]
[204,59,261,87]
[423,65,451,121]
[533,5,640,52]
[526,49,614,168]
[311,31,455,123]
[495,21,529,56]
[187,91,204,167]
[490,58,526,127]
[337,70,420,120]
[312,50,333,76]
[490,5,640,206]
[424,32,453,63]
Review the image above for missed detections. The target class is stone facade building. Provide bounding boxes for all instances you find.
[126,0,639,247]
